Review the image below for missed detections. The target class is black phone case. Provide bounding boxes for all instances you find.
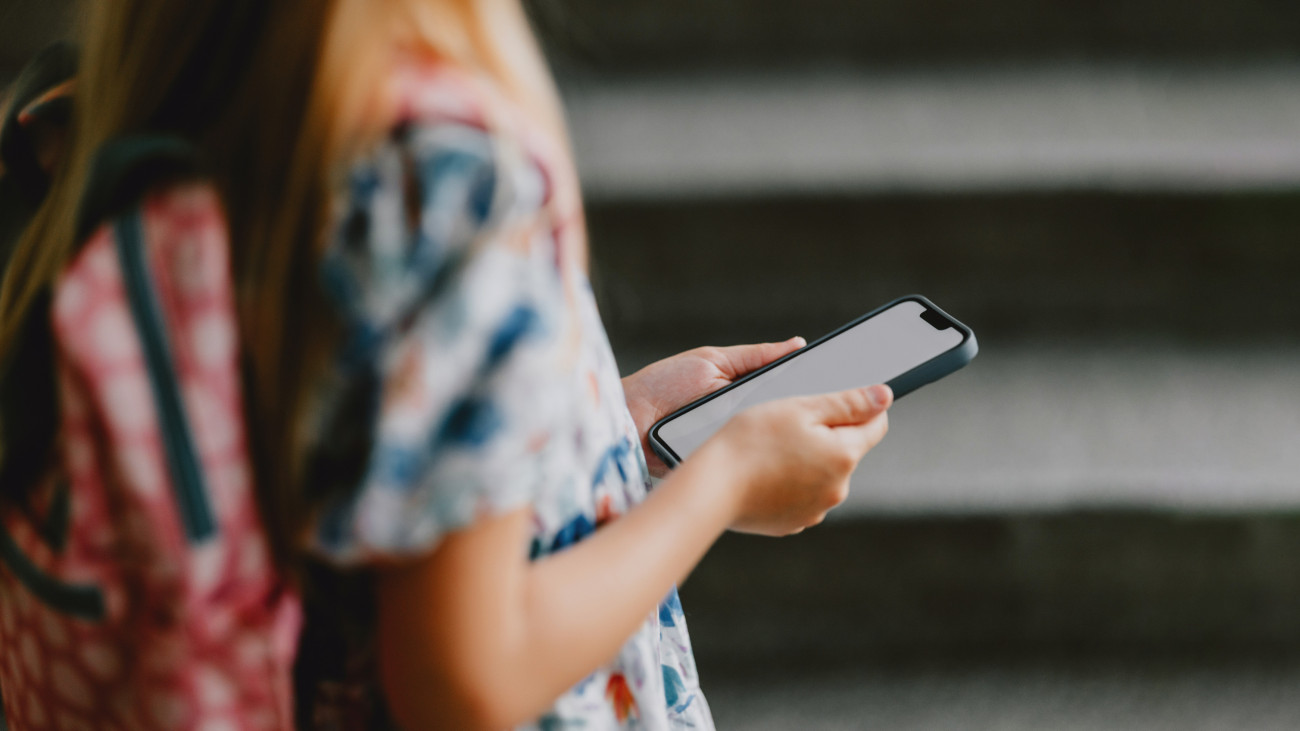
[647,294,978,468]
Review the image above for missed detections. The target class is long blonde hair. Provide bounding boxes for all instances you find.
[0,0,570,568]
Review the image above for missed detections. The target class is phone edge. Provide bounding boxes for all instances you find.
[646,294,977,469]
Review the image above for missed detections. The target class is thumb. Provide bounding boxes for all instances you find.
[713,336,806,379]
[804,385,892,427]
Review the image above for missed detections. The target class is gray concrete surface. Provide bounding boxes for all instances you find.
[563,66,1300,199]
[682,513,1300,663]
[588,192,1300,350]
[840,345,1300,515]
[626,345,1300,514]
[704,657,1300,730]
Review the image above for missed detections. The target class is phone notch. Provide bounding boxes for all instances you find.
[919,307,954,331]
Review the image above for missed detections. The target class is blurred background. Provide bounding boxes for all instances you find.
[7,1,1300,727]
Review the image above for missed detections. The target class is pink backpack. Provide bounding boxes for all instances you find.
[0,138,300,729]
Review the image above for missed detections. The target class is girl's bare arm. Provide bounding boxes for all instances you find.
[376,385,892,729]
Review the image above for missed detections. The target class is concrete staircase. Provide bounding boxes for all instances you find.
[543,0,1300,724]
[533,0,1300,72]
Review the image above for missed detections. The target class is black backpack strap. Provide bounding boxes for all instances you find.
[0,288,58,503]
[0,135,199,510]
[0,133,205,621]
[0,42,79,208]
[75,136,199,242]
[109,187,217,543]
[0,43,78,282]
[0,43,78,507]
[83,136,215,544]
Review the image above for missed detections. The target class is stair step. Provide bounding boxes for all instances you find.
[634,346,1300,514]
[539,0,1300,72]
[681,513,1300,665]
[702,655,1300,730]
[589,191,1300,346]
[563,66,1300,199]
[836,346,1300,515]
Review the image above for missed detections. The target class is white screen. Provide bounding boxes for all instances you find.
[656,300,964,460]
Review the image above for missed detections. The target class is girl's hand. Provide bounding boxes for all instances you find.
[623,337,807,477]
[706,384,893,536]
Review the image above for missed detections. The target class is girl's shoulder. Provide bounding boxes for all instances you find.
[325,59,572,333]
[385,57,585,255]
[386,58,572,203]
[379,57,556,212]
[307,61,587,566]
[388,60,508,136]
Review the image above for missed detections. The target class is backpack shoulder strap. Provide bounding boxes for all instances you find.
[80,136,214,541]
[0,135,199,507]
[0,44,81,501]
[0,42,77,197]
[75,135,199,242]
[0,42,77,273]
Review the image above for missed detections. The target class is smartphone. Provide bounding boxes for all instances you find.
[647,295,977,467]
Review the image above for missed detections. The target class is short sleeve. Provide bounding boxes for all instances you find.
[305,119,574,565]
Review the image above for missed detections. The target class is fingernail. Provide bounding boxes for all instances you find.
[867,384,891,408]
[790,336,806,347]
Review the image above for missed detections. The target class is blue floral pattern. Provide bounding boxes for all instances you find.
[302,68,713,730]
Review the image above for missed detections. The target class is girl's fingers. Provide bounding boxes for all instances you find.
[833,411,890,457]
[712,337,805,378]
[805,385,892,427]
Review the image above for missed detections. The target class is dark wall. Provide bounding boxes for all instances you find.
[589,192,1300,365]
[0,0,75,85]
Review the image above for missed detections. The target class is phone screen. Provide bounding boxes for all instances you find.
[654,299,965,461]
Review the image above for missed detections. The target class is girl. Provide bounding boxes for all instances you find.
[0,0,892,727]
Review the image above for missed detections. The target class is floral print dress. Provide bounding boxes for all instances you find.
[299,64,714,730]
